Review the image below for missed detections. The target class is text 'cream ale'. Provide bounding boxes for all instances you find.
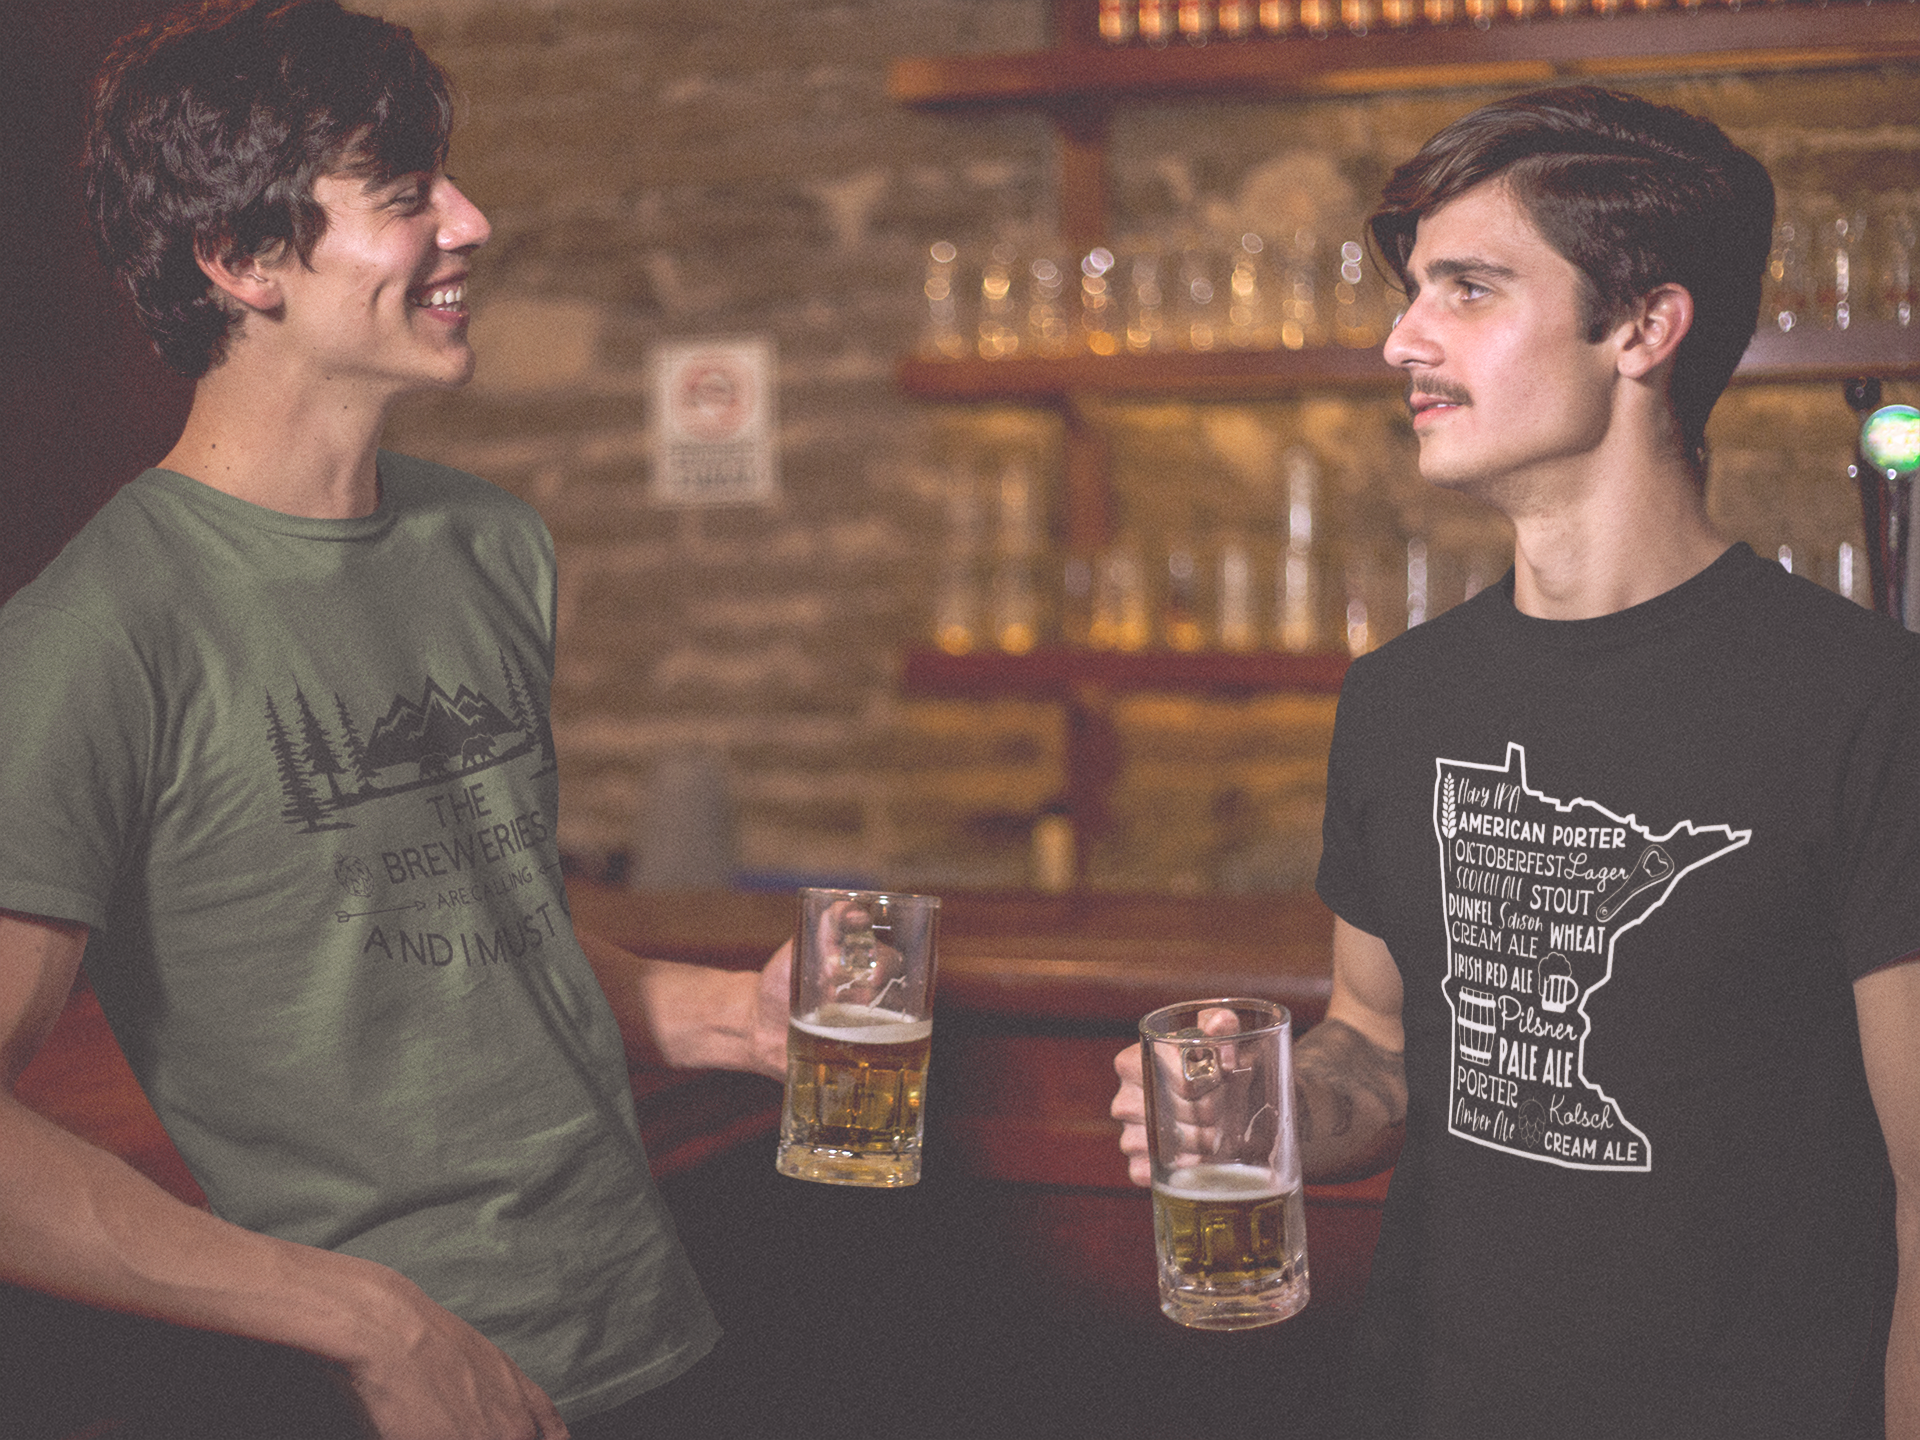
[777,1003,933,1187]
[1152,1162,1309,1329]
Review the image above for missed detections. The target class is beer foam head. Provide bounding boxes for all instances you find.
[795,1004,932,1045]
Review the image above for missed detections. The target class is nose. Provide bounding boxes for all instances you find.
[1381,290,1435,370]
[435,177,491,252]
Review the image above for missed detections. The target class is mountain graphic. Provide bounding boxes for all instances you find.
[365,677,518,776]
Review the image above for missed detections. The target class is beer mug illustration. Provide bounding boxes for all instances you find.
[1538,954,1577,1014]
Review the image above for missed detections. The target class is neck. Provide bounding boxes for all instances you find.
[1506,448,1728,619]
[158,351,394,520]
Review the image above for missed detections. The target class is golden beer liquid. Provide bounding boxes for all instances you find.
[1153,1163,1309,1328]
[777,1004,932,1187]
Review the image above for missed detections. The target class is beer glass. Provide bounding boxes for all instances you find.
[1141,998,1309,1329]
[777,888,940,1187]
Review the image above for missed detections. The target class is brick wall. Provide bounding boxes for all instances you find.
[377,0,1919,893]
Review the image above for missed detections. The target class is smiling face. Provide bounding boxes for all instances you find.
[1382,179,1625,512]
[253,166,490,397]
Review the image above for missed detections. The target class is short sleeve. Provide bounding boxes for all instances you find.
[1316,665,1385,940]
[0,598,155,928]
[1834,643,1920,982]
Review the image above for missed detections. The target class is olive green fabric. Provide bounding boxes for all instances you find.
[0,457,716,1420]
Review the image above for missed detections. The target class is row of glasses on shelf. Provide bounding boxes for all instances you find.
[1765,191,1920,334]
[936,530,1872,658]
[919,229,1400,362]
[1098,0,1828,43]
[936,529,1507,657]
[931,448,1507,658]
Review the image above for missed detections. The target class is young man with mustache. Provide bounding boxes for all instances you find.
[1115,86,1920,1437]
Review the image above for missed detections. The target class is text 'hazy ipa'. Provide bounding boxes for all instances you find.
[777,1003,933,1187]
[1152,1162,1309,1329]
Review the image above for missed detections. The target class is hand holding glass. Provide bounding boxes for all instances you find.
[1141,998,1309,1329]
[777,888,940,1187]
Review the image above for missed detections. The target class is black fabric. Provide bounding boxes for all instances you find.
[1318,546,1918,1438]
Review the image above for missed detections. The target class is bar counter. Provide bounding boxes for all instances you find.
[13,882,1384,1436]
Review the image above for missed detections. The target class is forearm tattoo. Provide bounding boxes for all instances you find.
[1294,1018,1407,1180]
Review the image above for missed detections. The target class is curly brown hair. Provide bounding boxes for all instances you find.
[85,0,453,379]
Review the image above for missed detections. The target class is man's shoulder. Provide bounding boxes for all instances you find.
[378,451,539,521]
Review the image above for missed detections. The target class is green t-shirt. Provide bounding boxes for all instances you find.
[0,457,717,1420]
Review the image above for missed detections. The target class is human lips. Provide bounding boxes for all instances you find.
[1407,376,1470,423]
[409,276,469,314]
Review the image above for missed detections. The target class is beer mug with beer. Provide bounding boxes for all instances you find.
[1140,998,1309,1329]
[777,888,941,1187]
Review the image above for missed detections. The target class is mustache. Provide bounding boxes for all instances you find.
[1407,375,1471,408]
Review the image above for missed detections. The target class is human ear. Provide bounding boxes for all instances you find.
[193,236,284,313]
[1613,283,1694,380]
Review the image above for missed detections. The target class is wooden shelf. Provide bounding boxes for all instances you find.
[1734,320,1920,384]
[900,322,1920,403]
[902,646,1352,698]
[899,345,1404,402]
[891,8,1920,109]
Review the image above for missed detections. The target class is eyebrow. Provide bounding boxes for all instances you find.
[1418,256,1520,285]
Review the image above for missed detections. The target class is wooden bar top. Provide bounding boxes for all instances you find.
[565,882,1337,1029]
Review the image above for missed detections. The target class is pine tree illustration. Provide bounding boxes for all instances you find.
[1441,775,1458,839]
[267,690,331,832]
[294,687,347,805]
[334,693,379,793]
[513,653,558,772]
[500,649,533,736]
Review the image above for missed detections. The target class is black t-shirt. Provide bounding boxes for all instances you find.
[1318,545,1920,1438]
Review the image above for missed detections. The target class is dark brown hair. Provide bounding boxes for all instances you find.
[1370,85,1774,471]
[85,0,453,379]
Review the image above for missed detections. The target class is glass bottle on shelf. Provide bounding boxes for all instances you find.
[1174,239,1225,352]
[1024,251,1076,358]
[1814,202,1868,331]
[1162,538,1208,652]
[1080,246,1123,356]
[933,470,984,655]
[1227,233,1276,351]
[1341,0,1381,32]
[1178,0,1216,42]
[978,241,1021,359]
[1275,447,1319,653]
[1405,538,1431,629]
[1090,539,1152,652]
[1218,0,1260,35]
[1422,0,1463,23]
[1379,0,1419,24]
[1279,228,1325,351]
[1875,197,1917,328]
[1139,0,1177,44]
[1124,246,1169,354]
[1332,237,1389,348]
[919,240,968,361]
[1099,0,1139,42]
[1766,201,1813,333]
[992,458,1042,654]
[1298,0,1337,33]
[1217,537,1258,651]
[1259,0,1301,34]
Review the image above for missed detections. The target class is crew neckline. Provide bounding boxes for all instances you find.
[139,459,398,542]
[1485,542,1759,652]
